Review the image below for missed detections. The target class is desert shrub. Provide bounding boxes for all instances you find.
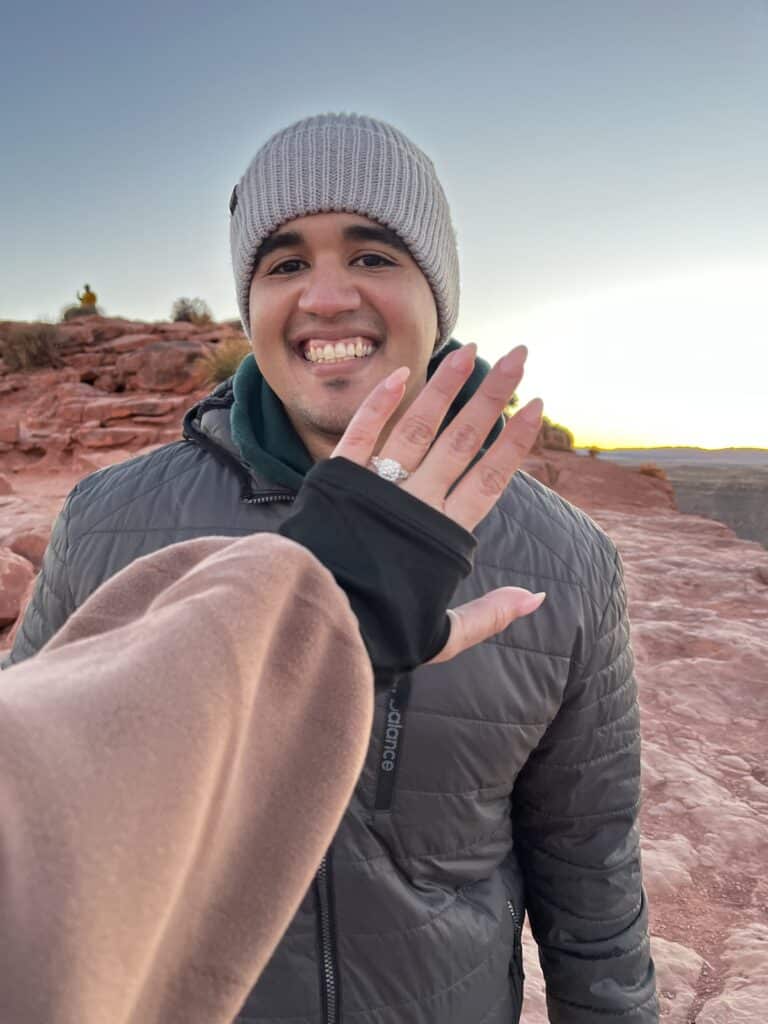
[196,337,251,385]
[171,297,213,326]
[502,393,519,419]
[637,462,668,481]
[587,446,600,458]
[540,416,574,451]
[61,304,102,321]
[2,323,63,371]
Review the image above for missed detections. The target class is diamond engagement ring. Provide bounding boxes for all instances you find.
[368,456,410,483]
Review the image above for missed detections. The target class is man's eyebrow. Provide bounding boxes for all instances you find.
[253,223,411,271]
[341,223,410,254]
[252,230,303,270]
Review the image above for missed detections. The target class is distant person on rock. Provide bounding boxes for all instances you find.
[4,114,658,1023]
[77,283,97,309]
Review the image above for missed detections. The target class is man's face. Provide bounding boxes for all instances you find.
[248,212,439,457]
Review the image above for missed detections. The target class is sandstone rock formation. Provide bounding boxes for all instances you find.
[0,547,35,628]
[518,504,768,1023]
[1,320,766,1019]
[0,317,244,472]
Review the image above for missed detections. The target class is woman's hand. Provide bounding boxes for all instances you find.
[331,344,546,663]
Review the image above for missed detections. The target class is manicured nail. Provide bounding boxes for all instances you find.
[449,343,477,371]
[522,591,546,613]
[385,366,411,391]
[499,346,527,375]
[520,397,543,423]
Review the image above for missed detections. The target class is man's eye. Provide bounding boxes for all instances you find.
[355,254,395,268]
[269,259,304,275]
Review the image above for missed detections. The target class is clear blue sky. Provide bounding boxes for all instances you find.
[2,0,766,446]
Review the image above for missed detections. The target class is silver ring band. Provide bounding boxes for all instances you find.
[368,456,410,483]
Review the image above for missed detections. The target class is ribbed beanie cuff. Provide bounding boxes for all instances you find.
[229,113,459,350]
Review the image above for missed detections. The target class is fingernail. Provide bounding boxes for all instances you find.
[499,346,527,375]
[385,366,410,391]
[522,591,546,613]
[520,397,543,423]
[449,343,477,371]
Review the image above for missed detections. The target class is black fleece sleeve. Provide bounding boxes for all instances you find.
[278,457,476,679]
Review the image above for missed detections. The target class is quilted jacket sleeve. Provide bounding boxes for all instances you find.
[512,549,658,1022]
[2,494,76,669]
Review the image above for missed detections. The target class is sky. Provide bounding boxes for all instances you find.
[2,0,766,448]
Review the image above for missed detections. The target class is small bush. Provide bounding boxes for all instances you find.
[61,304,102,321]
[637,462,668,481]
[172,297,213,326]
[540,416,574,451]
[502,393,519,419]
[196,337,251,385]
[2,323,63,372]
[587,445,600,458]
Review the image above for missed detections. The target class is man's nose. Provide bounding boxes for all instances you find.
[297,265,362,317]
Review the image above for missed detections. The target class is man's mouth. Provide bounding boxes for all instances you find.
[300,336,378,364]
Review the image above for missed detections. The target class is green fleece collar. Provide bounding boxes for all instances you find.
[230,340,502,493]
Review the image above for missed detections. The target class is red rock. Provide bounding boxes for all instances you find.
[523,457,561,490]
[82,396,184,422]
[114,351,145,379]
[9,528,51,568]
[22,368,81,389]
[94,372,117,391]
[64,352,106,371]
[522,450,676,513]
[0,424,19,444]
[0,474,13,495]
[97,333,158,354]
[92,320,146,344]
[0,548,35,627]
[57,402,87,425]
[74,425,158,448]
[57,323,99,346]
[133,340,209,393]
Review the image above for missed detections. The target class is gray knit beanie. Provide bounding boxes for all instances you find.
[229,113,459,350]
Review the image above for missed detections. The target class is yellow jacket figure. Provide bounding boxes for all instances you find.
[77,284,97,308]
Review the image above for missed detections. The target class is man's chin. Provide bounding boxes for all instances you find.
[292,406,357,446]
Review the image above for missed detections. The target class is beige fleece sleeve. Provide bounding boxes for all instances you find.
[0,533,373,1024]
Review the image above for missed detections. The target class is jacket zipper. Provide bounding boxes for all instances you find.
[315,853,339,1023]
[242,492,295,505]
[506,899,519,931]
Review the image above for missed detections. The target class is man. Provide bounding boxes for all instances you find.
[1,369,548,1024]
[5,113,658,1022]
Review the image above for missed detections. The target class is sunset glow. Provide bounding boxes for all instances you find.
[471,266,768,450]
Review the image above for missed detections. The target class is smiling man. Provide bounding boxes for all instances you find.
[5,113,657,1023]
[245,213,438,456]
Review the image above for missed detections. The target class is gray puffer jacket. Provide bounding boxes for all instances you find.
[5,383,658,1023]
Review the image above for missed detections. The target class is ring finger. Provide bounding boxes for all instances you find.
[375,343,478,473]
[402,345,527,504]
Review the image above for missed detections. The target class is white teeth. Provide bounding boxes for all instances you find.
[302,336,378,363]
